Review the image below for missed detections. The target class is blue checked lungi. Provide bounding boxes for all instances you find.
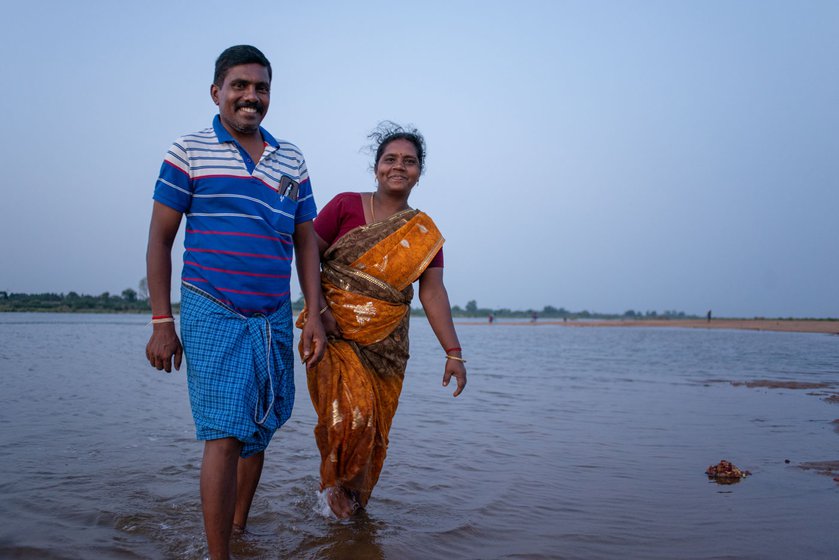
[179,283,295,458]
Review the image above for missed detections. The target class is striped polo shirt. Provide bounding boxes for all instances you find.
[153,116,317,315]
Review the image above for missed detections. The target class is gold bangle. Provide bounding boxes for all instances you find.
[150,317,175,325]
[446,355,466,363]
[319,305,329,315]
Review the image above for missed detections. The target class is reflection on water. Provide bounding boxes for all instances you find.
[1,313,838,559]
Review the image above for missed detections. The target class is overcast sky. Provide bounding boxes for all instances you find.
[1,1,836,318]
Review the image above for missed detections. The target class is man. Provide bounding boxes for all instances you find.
[145,45,325,560]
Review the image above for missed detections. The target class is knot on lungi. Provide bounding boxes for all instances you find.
[179,283,295,457]
[246,313,277,426]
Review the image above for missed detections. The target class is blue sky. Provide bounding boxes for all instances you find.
[1,1,837,317]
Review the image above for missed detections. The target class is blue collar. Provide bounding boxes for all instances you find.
[212,114,279,148]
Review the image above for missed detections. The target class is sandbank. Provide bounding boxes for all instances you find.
[463,318,839,335]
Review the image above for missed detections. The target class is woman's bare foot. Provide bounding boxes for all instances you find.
[325,486,356,519]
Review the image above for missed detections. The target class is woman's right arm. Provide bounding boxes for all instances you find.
[419,266,467,397]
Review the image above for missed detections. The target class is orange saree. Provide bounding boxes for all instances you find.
[297,209,444,507]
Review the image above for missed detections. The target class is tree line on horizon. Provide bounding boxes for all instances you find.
[0,288,152,313]
[0,287,697,321]
[410,299,696,320]
[3,290,833,321]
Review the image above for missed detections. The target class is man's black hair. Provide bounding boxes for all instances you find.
[214,45,272,86]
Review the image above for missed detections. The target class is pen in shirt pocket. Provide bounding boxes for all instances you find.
[279,176,299,200]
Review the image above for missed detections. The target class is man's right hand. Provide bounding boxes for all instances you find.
[321,307,341,339]
[146,324,183,373]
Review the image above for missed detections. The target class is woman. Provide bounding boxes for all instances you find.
[297,122,467,518]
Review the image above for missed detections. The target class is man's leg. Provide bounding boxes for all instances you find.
[233,451,264,532]
[201,438,242,560]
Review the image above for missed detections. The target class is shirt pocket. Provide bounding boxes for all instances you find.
[268,192,298,235]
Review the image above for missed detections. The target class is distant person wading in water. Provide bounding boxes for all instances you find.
[297,122,468,518]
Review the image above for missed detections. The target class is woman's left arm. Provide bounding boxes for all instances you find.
[419,267,467,397]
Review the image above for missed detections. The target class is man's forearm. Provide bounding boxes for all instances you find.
[293,222,324,309]
[146,202,183,316]
[147,243,173,316]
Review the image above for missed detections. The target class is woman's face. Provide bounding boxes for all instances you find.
[375,139,420,194]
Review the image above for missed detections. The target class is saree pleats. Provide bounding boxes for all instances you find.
[298,209,443,506]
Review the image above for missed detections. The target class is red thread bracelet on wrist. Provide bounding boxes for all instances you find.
[445,347,462,354]
[152,315,173,320]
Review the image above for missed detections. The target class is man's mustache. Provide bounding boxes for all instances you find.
[236,101,264,113]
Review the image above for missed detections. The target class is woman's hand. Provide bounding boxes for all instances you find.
[443,358,467,397]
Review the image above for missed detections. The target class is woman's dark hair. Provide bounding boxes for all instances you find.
[367,121,426,175]
[214,45,272,86]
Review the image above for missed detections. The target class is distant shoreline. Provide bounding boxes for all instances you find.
[459,318,839,335]
[3,309,836,334]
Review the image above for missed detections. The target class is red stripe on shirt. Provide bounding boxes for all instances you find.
[163,160,189,177]
[256,176,277,191]
[195,173,281,193]
[187,229,293,245]
[184,260,291,278]
[216,287,291,297]
[186,248,292,261]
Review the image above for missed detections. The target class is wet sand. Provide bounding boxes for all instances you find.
[470,318,839,335]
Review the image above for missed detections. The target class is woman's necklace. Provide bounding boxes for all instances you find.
[369,192,377,222]
[370,191,409,223]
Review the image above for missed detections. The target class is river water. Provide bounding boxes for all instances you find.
[1,313,837,559]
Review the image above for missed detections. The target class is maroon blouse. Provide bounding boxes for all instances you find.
[314,192,443,268]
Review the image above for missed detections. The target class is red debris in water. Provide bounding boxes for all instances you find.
[706,460,751,484]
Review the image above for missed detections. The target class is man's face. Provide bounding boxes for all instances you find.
[211,63,270,138]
